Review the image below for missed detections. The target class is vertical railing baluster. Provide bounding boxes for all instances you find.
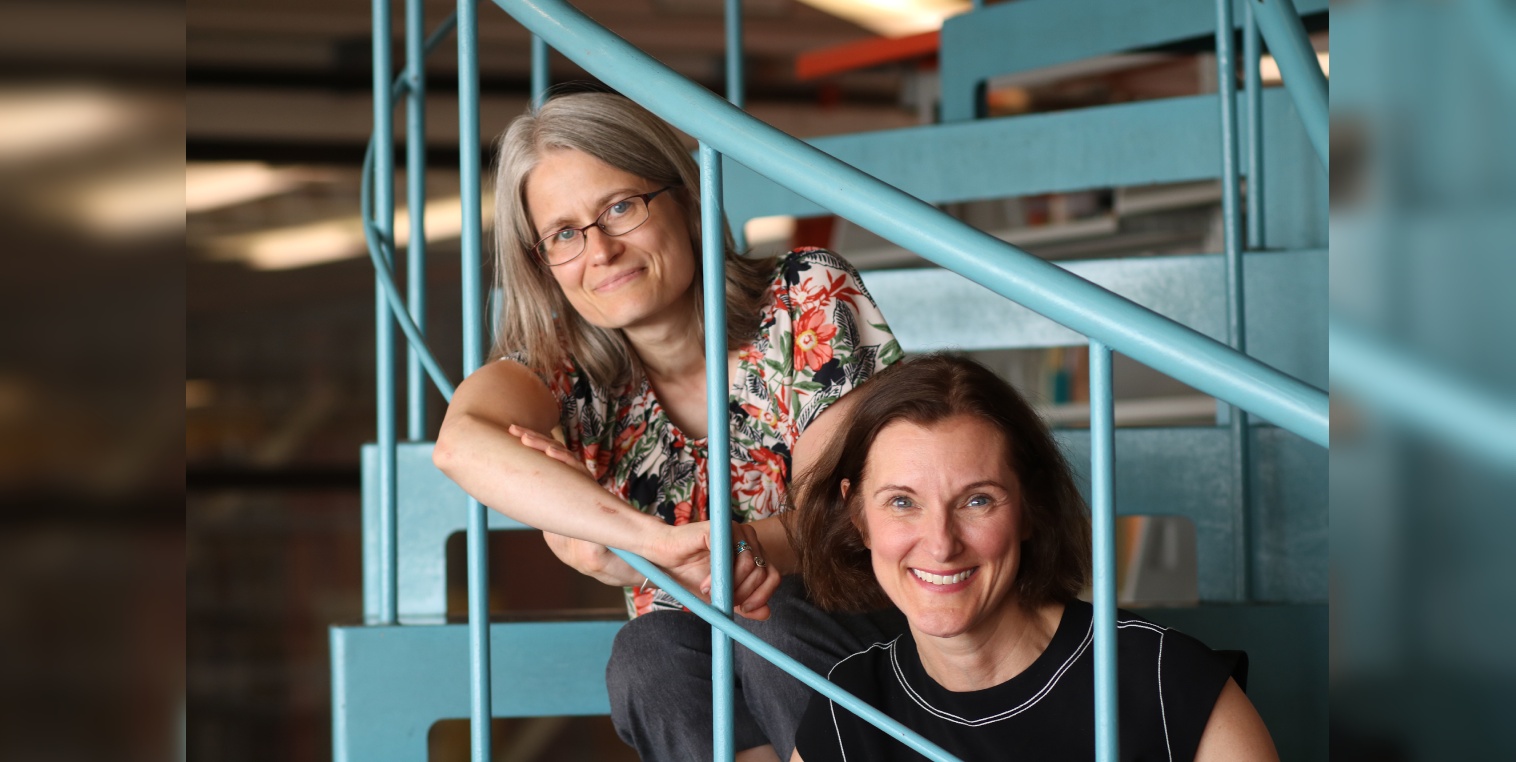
[1089,342,1118,761]
[532,36,549,106]
[701,142,735,761]
[372,0,399,627]
[459,0,492,759]
[725,0,744,109]
[1243,3,1264,250]
[1215,0,1252,602]
[710,4,743,757]
[405,0,428,442]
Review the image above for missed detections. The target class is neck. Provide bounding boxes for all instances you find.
[625,315,706,384]
[912,601,1064,692]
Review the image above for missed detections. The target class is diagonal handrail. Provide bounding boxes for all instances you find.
[490,0,1329,447]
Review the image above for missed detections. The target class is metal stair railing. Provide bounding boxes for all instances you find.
[350,0,1336,760]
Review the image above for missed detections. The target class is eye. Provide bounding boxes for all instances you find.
[605,199,634,217]
[552,228,579,243]
[965,494,993,508]
[886,495,914,509]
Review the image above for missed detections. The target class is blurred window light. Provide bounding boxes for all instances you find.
[1260,52,1330,86]
[796,0,970,37]
[744,215,797,246]
[0,87,144,164]
[209,193,491,270]
[186,163,322,213]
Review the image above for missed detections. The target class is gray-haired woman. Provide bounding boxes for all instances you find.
[434,92,906,761]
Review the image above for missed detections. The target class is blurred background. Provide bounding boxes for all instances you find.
[1,0,1511,759]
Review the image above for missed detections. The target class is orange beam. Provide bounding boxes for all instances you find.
[795,31,940,81]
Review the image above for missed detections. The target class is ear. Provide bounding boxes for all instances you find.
[839,478,851,501]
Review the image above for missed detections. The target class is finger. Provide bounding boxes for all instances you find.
[738,568,782,621]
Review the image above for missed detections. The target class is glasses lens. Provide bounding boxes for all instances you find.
[598,195,649,236]
[538,230,584,265]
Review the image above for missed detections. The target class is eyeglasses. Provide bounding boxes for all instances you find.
[532,186,677,267]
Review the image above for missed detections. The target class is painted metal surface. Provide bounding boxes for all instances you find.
[331,621,624,761]
[532,36,549,104]
[700,143,736,760]
[609,549,964,762]
[1089,343,1119,760]
[1330,321,1516,467]
[725,0,744,108]
[1242,0,1328,168]
[371,0,399,628]
[405,0,428,442]
[361,141,458,401]
[490,0,1328,446]
[1214,0,1253,602]
[1243,4,1264,250]
[940,0,1328,122]
[457,1,492,759]
[860,249,1328,391]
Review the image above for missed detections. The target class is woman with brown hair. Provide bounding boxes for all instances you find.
[789,354,1277,761]
[433,91,905,761]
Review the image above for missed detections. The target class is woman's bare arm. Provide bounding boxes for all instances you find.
[1193,678,1279,762]
[433,359,672,558]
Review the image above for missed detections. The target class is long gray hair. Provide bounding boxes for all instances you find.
[491,91,775,390]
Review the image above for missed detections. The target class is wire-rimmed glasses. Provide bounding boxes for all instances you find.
[532,186,677,266]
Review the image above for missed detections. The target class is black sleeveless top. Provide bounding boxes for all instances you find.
[794,600,1246,762]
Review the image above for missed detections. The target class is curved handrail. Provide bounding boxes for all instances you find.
[489,0,1330,448]
[361,136,458,402]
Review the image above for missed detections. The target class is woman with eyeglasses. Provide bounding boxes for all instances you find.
[433,92,906,762]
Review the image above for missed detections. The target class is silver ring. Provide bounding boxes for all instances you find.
[753,555,767,568]
[735,540,751,555]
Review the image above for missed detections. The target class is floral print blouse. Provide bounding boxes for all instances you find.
[517,248,901,617]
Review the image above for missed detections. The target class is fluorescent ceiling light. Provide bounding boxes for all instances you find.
[0,87,144,163]
[796,0,970,37]
[210,193,492,271]
[187,163,323,213]
[1260,52,1329,86]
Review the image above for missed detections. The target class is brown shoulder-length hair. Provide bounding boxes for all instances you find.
[490,91,776,390]
[791,353,1091,613]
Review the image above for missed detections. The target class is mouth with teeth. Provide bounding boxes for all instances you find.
[910,568,977,587]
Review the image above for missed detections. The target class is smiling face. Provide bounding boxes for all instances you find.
[851,415,1029,641]
[524,147,696,332]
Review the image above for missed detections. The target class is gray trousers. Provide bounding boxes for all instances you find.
[605,576,905,761]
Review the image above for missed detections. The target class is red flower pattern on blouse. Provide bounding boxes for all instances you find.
[793,307,838,372]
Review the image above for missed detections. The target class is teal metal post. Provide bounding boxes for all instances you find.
[1243,0,1327,168]
[701,142,735,761]
[372,0,398,626]
[1243,4,1264,249]
[1089,342,1118,761]
[725,0,744,109]
[405,0,429,442]
[532,36,549,105]
[459,0,492,759]
[1215,0,1252,601]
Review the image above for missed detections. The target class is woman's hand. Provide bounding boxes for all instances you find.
[509,423,585,475]
[652,520,783,620]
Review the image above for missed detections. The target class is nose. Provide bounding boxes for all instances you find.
[922,507,963,563]
[582,225,624,266]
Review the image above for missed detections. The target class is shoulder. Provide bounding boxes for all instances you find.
[826,636,901,690]
[776,247,871,293]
